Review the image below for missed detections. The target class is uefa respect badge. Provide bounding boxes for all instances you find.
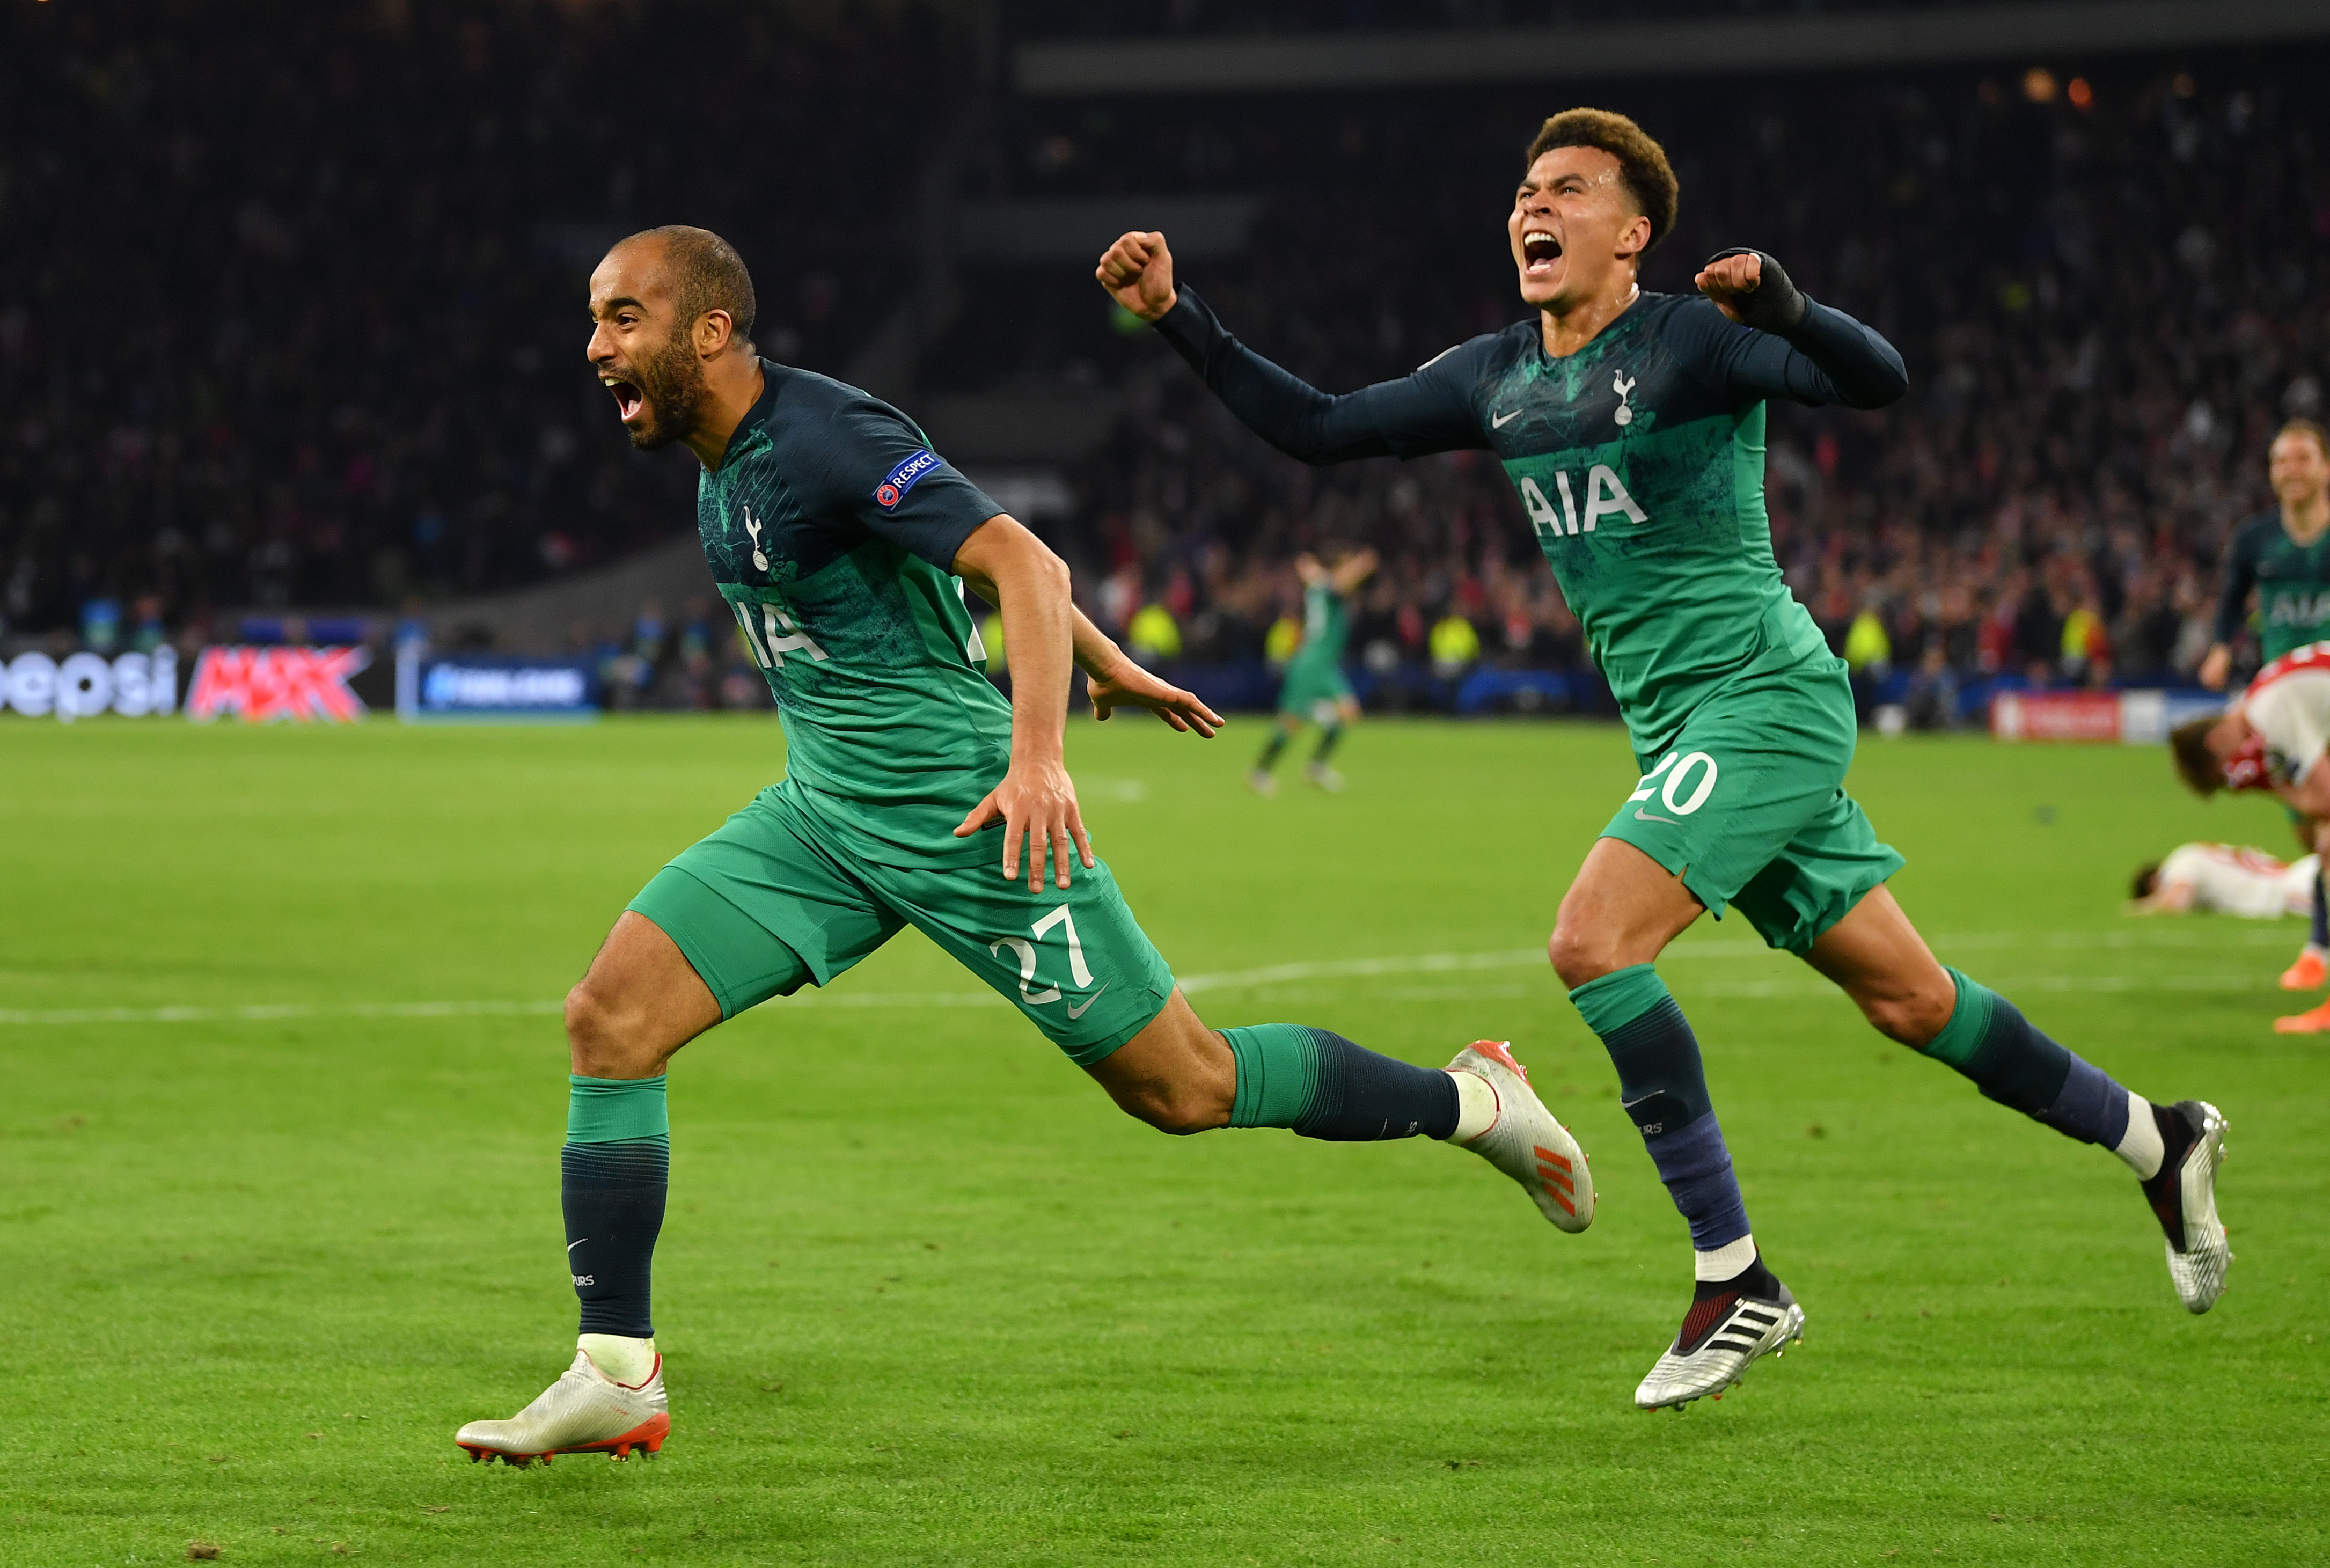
[873,448,941,510]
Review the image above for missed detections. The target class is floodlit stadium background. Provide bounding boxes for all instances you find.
[4,0,2326,727]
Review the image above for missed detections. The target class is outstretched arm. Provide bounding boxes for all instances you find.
[1680,250,1908,409]
[1330,548,1380,594]
[1096,230,1488,464]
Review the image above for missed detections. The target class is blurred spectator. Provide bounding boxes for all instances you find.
[1126,602,1182,665]
[1429,614,1481,677]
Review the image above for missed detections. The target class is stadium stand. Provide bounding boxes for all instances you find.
[0,0,958,636]
[3,3,2324,722]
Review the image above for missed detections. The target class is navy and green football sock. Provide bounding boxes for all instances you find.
[1311,723,1345,764]
[1220,1024,1458,1140]
[2311,867,2327,951]
[1922,969,2132,1149]
[1571,965,1754,1256]
[563,1074,669,1339]
[1256,730,1291,771]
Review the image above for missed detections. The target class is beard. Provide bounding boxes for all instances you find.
[621,326,714,451]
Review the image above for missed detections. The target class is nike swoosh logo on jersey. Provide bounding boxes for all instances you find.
[1065,983,1111,1020]
[1491,409,1522,429]
[568,1239,588,1253]
[1633,809,1679,825]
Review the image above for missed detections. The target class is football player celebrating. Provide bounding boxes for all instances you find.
[1099,109,2229,1409]
[1252,545,1376,794]
[2198,420,2330,992]
[2173,640,2330,1033]
[451,227,1597,1466]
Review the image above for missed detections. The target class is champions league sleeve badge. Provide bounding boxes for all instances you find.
[874,449,942,510]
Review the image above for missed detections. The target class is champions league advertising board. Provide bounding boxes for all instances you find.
[395,644,599,722]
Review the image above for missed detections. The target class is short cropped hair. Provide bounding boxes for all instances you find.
[2276,417,2329,459]
[1526,109,1680,251]
[2168,716,2223,797]
[2130,861,2163,900]
[632,224,756,351]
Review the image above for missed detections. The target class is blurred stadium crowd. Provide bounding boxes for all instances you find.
[5,2,2325,721]
[1009,54,2327,719]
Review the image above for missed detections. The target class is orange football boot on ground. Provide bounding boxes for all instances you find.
[2273,997,2330,1033]
[2278,947,2326,991]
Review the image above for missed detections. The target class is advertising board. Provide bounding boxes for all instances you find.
[1990,688,2223,743]
[185,646,370,722]
[394,645,598,722]
[1,648,179,720]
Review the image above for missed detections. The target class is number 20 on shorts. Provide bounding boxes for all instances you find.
[1628,751,1719,816]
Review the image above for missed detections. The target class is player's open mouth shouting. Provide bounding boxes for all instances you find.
[602,372,647,425]
[1520,229,1561,277]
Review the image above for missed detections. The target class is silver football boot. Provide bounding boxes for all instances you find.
[2143,1100,2231,1314]
[1445,1040,1594,1232]
[456,1350,669,1465]
[1634,1280,1805,1412]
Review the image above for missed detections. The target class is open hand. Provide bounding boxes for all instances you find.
[1095,231,1178,321]
[954,757,1095,891]
[1088,658,1224,737]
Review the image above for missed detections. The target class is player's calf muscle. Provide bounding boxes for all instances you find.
[1804,889,1954,1046]
[1090,994,1234,1133]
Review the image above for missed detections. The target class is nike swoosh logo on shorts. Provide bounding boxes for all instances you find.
[1491,409,1521,428]
[1634,809,1679,824]
[1065,983,1111,1020]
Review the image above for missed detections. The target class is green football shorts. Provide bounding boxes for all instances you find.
[1600,652,1904,954]
[1278,656,1354,721]
[628,782,1177,1065]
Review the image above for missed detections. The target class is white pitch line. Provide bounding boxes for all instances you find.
[0,999,566,1027]
[0,928,2300,1028]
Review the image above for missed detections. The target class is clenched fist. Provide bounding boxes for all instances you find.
[1095,230,1178,322]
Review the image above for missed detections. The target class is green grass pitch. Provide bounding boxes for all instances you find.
[2,715,2324,1565]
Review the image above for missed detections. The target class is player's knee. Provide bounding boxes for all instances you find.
[1546,920,1620,991]
[565,980,649,1076]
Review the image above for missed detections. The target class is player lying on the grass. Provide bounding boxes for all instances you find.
[2171,639,2330,1034]
[452,226,1596,1466]
[2198,420,2330,990]
[1251,545,1376,795]
[2127,842,2319,918]
[1099,107,2230,1411]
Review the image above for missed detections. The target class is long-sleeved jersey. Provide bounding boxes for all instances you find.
[1155,284,1907,753]
[2212,508,2330,662]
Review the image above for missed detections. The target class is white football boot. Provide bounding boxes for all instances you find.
[1634,1279,1805,1412]
[1445,1041,1594,1232]
[1303,760,1345,793]
[2142,1100,2231,1313]
[455,1350,669,1465]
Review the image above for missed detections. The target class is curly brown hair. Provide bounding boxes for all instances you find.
[1525,109,1679,251]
